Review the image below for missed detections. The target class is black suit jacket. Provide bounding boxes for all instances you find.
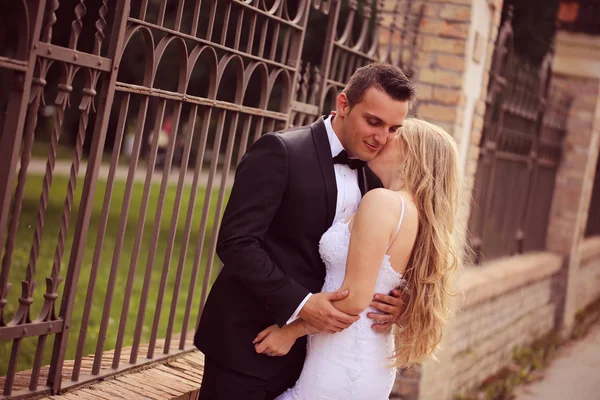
[194,117,382,379]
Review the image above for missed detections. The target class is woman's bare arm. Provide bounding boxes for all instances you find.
[332,189,404,315]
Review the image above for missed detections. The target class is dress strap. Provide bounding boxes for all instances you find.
[386,194,406,251]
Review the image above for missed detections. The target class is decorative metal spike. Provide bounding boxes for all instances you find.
[69,0,88,49]
[41,0,59,43]
[93,0,108,56]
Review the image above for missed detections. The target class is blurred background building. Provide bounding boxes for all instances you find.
[0,0,599,399]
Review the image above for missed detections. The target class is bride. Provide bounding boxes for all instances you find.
[252,118,465,399]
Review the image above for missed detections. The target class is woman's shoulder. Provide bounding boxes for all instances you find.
[360,189,418,227]
[362,188,412,209]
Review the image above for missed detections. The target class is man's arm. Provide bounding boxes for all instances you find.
[216,133,308,326]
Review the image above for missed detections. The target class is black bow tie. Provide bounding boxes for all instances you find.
[333,150,366,170]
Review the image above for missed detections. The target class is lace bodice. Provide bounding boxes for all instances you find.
[277,213,405,400]
[320,219,405,298]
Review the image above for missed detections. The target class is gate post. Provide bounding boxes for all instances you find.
[545,31,600,338]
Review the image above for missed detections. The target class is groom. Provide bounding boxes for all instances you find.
[195,63,416,399]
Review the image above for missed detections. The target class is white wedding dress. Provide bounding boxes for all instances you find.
[277,197,406,400]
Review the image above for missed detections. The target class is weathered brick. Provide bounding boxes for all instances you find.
[413,51,436,69]
[481,72,490,91]
[433,87,462,104]
[423,269,559,399]
[419,18,470,40]
[472,114,484,131]
[421,36,466,54]
[439,4,472,22]
[492,3,503,25]
[490,25,500,44]
[433,121,454,135]
[421,3,441,18]
[417,68,463,88]
[415,83,434,101]
[475,99,487,116]
[379,0,398,12]
[417,104,457,123]
[471,128,483,144]
[436,54,466,72]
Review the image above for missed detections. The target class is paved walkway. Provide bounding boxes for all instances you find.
[23,158,235,187]
[515,323,600,400]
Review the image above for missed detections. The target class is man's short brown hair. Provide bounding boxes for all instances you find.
[343,63,416,107]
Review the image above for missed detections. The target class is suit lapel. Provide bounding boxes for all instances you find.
[361,166,384,195]
[311,117,337,228]
[358,168,367,196]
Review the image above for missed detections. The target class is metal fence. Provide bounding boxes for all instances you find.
[0,0,421,397]
[468,8,573,264]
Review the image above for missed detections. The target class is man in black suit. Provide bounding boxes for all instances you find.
[195,63,416,399]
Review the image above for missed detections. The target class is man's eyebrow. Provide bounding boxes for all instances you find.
[364,113,384,122]
[365,113,402,129]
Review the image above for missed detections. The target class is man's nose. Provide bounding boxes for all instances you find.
[374,130,394,145]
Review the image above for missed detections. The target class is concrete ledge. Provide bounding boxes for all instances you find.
[580,236,600,264]
[460,252,563,309]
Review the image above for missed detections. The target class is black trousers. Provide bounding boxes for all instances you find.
[198,357,302,400]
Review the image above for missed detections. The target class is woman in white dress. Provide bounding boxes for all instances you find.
[252,118,465,399]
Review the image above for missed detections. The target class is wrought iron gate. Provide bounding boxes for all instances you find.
[468,8,573,263]
[0,0,420,397]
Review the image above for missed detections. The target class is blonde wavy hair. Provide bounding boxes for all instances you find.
[392,118,466,367]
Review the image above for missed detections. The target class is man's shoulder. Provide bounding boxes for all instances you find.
[275,123,313,139]
[271,122,316,149]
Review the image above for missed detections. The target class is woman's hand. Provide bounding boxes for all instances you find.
[253,324,298,357]
[368,289,405,332]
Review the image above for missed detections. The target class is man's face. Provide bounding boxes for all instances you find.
[336,87,410,161]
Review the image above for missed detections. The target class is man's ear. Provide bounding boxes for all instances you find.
[336,93,351,117]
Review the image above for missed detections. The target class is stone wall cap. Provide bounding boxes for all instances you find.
[459,252,563,309]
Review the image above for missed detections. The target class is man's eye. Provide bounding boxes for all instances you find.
[367,120,379,126]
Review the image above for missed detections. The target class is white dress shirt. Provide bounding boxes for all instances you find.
[286,116,362,324]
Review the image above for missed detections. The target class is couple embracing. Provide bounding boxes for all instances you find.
[195,63,463,399]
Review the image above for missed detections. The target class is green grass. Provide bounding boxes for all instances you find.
[29,141,75,162]
[29,140,129,165]
[0,173,229,376]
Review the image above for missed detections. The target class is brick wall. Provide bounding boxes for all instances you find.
[398,0,505,233]
[546,76,600,254]
[544,74,600,335]
[410,0,471,139]
[576,237,600,311]
[412,238,600,400]
[460,0,503,221]
[418,253,562,399]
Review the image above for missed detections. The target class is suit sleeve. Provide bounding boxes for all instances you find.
[216,133,310,326]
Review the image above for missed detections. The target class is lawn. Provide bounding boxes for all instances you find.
[0,172,229,375]
[30,140,129,165]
